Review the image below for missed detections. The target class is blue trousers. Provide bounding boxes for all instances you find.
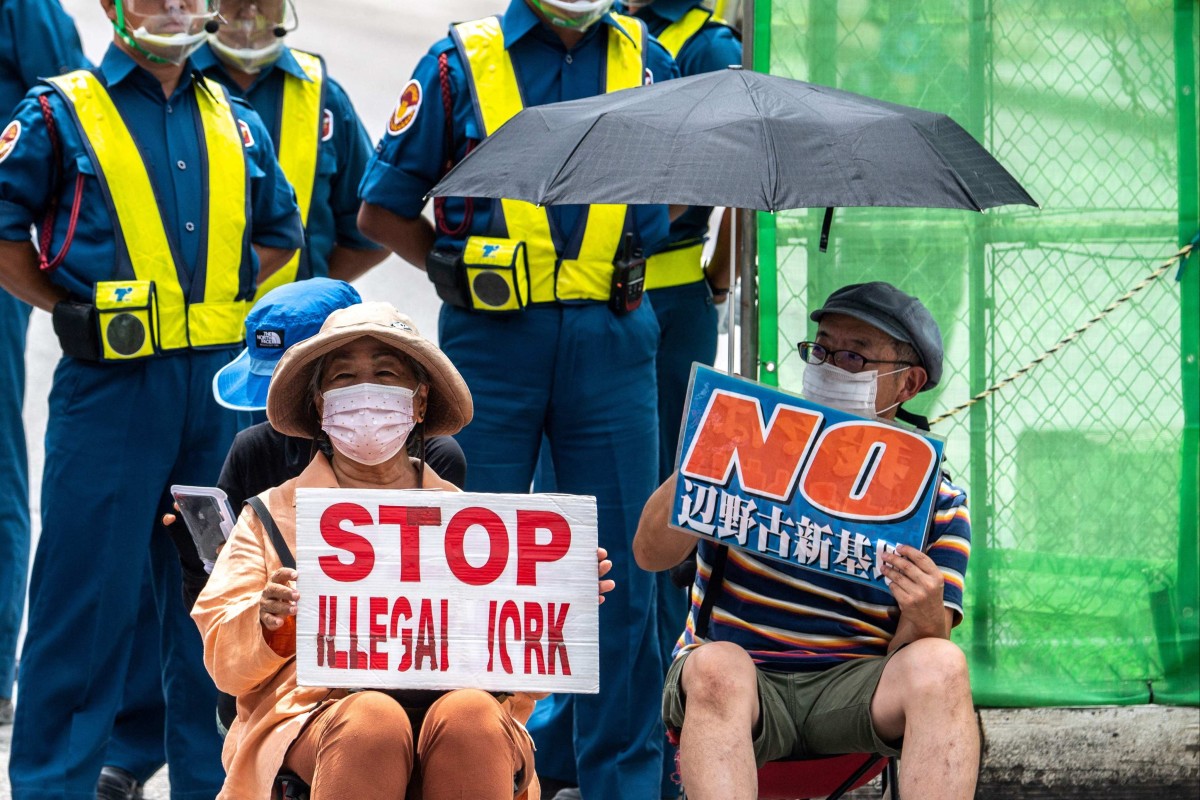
[648,281,716,796]
[529,283,717,797]
[440,302,665,800]
[0,289,30,700]
[104,569,168,783]
[9,351,237,800]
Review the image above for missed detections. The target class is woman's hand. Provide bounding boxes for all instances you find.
[260,567,299,631]
[597,548,615,604]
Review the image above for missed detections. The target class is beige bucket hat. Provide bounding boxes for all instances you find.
[266,302,473,439]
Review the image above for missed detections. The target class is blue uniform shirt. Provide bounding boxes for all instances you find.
[0,0,90,118]
[620,0,741,247]
[360,0,679,260]
[0,45,304,302]
[192,44,380,279]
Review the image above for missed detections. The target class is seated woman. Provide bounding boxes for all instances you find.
[192,302,613,800]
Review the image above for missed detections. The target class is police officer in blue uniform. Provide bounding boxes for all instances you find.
[99,7,386,791]
[194,0,385,288]
[358,1,678,797]
[0,0,89,729]
[625,3,741,796]
[523,3,740,795]
[0,1,303,798]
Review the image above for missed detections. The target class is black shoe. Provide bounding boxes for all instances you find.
[95,766,144,800]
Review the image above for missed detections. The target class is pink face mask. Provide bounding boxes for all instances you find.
[320,383,417,466]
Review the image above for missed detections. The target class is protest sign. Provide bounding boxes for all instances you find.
[295,490,599,694]
[670,365,945,589]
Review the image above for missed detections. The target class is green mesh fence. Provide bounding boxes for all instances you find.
[750,0,1199,706]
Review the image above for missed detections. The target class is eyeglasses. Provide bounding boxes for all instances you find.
[796,341,914,374]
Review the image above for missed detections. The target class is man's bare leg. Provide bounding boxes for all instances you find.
[677,642,760,800]
[871,638,979,800]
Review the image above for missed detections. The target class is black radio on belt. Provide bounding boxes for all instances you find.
[609,233,646,316]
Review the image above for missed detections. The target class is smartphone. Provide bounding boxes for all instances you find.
[170,485,236,572]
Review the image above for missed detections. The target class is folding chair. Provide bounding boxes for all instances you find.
[757,753,898,799]
[674,545,902,799]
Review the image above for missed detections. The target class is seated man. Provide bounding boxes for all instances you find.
[633,282,977,800]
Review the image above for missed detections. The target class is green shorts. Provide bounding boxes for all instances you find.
[662,647,903,767]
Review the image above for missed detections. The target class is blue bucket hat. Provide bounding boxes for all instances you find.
[212,278,362,411]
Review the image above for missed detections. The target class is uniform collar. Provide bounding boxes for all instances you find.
[99,43,198,92]
[621,0,703,24]
[191,44,311,84]
[502,0,627,49]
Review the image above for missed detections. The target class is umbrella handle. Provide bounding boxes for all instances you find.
[819,207,834,253]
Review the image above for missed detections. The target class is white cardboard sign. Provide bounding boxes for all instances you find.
[295,489,599,694]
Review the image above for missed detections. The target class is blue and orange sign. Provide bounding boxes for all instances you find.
[388,80,422,136]
[670,365,945,589]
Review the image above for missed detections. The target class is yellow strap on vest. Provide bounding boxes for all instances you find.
[557,14,644,301]
[192,77,250,347]
[656,7,712,60]
[47,71,250,351]
[256,49,325,299]
[455,15,646,303]
[644,242,705,289]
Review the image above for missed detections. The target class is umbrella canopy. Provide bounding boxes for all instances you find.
[430,67,1036,213]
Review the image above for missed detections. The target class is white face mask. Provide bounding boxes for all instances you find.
[801,361,907,419]
[321,383,417,466]
[532,0,615,30]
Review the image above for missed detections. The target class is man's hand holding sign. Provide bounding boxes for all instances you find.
[634,283,977,800]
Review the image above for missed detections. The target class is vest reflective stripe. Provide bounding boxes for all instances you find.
[255,49,325,298]
[645,8,724,290]
[47,71,250,350]
[193,79,251,346]
[645,242,705,289]
[656,7,712,59]
[453,15,646,303]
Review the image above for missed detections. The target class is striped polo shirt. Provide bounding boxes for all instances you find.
[674,475,971,672]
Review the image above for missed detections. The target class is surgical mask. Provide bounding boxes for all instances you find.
[208,0,297,74]
[321,383,417,466]
[114,0,219,65]
[207,34,284,73]
[530,0,616,30]
[801,361,907,419]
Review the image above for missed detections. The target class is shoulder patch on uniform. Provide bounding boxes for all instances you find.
[321,108,334,142]
[0,120,21,164]
[387,79,422,136]
[238,119,255,148]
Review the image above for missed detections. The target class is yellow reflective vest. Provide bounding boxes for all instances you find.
[656,6,714,59]
[451,15,647,303]
[254,48,326,299]
[47,70,252,356]
[644,6,728,291]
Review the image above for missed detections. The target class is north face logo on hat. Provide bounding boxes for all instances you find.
[255,329,285,349]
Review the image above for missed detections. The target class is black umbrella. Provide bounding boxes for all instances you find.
[429,67,1036,215]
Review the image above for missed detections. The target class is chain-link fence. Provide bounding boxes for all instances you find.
[750,0,1198,706]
